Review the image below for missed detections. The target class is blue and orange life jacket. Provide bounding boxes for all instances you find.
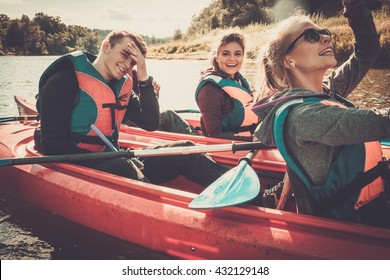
[195,74,259,135]
[272,95,385,221]
[37,51,133,152]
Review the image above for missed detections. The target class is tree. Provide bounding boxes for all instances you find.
[186,0,385,36]
[68,25,90,49]
[46,32,70,54]
[0,14,11,52]
[0,14,10,31]
[81,33,99,54]
[187,0,271,34]
[5,20,22,49]
[173,29,183,41]
[33,12,66,35]
[210,15,219,29]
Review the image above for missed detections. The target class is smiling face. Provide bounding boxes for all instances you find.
[285,21,337,74]
[255,15,339,98]
[101,37,135,81]
[216,41,244,79]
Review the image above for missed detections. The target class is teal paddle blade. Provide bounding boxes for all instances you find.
[381,138,390,146]
[189,157,260,209]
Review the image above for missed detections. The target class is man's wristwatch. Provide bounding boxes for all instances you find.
[138,76,153,87]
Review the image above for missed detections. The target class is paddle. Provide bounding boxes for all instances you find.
[0,142,268,167]
[90,124,118,151]
[0,115,39,123]
[0,109,199,124]
[381,138,390,146]
[173,109,200,114]
[91,125,261,209]
[91,124,144,168]
[189,150,260,209]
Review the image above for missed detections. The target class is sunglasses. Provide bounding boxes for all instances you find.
[286,28,332,53]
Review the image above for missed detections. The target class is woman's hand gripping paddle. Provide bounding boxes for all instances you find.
[189,150,260,209]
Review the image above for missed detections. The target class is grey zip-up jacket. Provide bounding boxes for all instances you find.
[253,0,389,186]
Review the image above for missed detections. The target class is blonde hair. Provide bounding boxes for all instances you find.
[209,30,247,68]
[255,14,313,100]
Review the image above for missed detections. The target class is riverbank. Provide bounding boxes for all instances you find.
[147,51,209,61]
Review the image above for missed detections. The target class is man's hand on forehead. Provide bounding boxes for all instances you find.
[127,42,148,80]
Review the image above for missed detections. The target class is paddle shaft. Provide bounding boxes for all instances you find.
[238,150,256,165]
[0,115,39,123]
[90,124,118,152]
[91,124,145,168]
[0,142,269,167]
[1,151,131,166]
[0,109,198,124]
[173,109,200,114]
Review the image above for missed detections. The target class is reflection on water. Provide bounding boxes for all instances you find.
[241,62,390,110]
[349,69,390,109]
[0,56,388,259]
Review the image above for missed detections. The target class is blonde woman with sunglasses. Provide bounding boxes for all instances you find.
[252,0,390,227]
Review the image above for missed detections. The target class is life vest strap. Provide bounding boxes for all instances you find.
[287,167,320,216]
[70,133,116,146]
[102,103,127,129]
[318,159,390,213]
[233,123,257,134]
[102,103,128,110]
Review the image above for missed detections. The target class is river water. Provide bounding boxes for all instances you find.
[1,56,389,117]
[0,56,389,260]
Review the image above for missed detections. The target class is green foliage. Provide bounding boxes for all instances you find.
[33,13,66,35]
[186,0,384,36]
[148,4,389,67]
[0,13,104,55]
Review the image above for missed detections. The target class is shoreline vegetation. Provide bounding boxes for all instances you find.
[1,7,389,68]
[147,8,390,68]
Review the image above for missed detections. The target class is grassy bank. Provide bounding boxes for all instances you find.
[147,8,390,68]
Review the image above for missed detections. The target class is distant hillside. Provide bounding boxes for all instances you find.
[148,3,390,68]
[186,0,384,36]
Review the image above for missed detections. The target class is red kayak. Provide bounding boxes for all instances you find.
[1,120,390,259]
[14,95,38,116]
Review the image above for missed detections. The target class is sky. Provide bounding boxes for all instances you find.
[0,0,214,38]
